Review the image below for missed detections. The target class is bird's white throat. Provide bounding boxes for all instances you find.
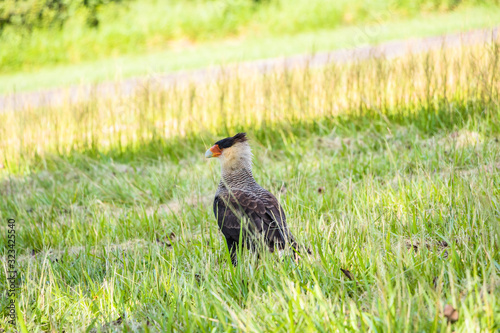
[219,142,254,182]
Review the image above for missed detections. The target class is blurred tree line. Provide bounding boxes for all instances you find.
[0,0,127,32]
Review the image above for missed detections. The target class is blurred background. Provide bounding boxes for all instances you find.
[1,0,500,93]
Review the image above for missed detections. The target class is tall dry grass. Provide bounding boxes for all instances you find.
[1,39,499,175]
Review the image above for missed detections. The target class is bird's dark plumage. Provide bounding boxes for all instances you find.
[214,189,293,251]
[206,133,296,264]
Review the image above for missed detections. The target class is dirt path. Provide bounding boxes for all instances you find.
[1,27,498,112]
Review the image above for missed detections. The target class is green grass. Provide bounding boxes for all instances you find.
[1,40,500,331]
[1,4,500,93]
[2,0,497,73]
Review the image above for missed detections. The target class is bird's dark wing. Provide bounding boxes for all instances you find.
[213,190,294,250]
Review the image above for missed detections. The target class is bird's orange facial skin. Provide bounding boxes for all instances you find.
[209,145,222,157]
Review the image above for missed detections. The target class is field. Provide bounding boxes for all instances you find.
[2,0,499,72]
[1,33,499,331]
[2,1,500,93]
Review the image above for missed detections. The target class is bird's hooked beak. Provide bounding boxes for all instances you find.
[205,144,222,158]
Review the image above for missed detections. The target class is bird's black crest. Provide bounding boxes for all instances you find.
[215,133,248,149]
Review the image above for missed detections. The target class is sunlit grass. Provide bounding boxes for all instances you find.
[0,39,499,331]
[2,0,498,74]
[1,39,499,175]
[2,4,500,93]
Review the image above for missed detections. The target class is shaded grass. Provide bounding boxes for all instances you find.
[2,119,500,251]
[0,40,500,331]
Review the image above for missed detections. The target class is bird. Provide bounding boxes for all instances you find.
[205,132,297,265]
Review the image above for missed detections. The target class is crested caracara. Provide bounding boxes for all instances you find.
[205,133,296,265]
